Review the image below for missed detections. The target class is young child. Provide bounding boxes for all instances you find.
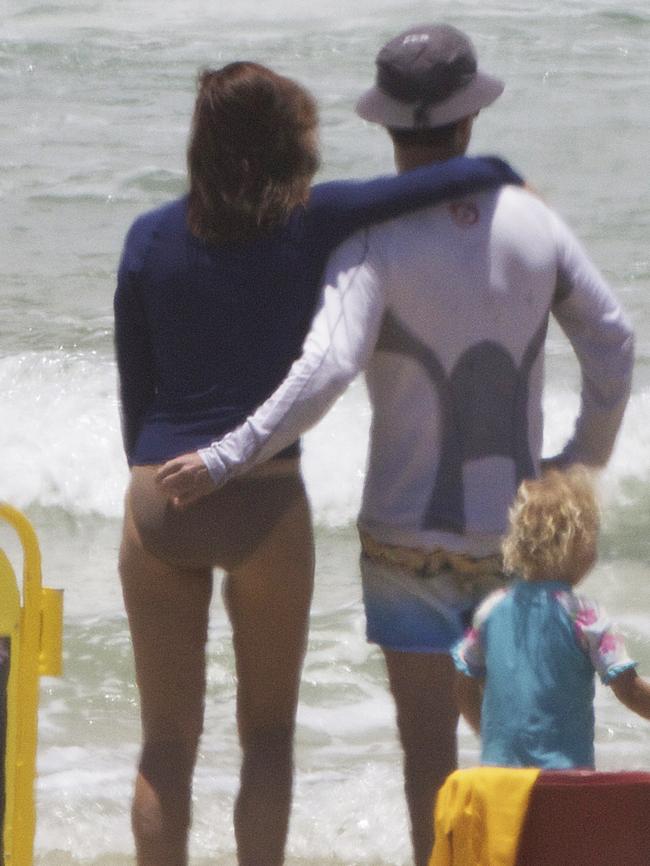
[453,466,650,769]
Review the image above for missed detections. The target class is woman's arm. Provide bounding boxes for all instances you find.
[307,155,523,246]
[114,240,155,464]
[610,668,650,721]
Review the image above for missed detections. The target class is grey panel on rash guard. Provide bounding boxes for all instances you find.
[554,261,574,305]
[375,309,549,533]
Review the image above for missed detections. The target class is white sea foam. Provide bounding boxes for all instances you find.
[1,351,648,525]
[0,351,128,517]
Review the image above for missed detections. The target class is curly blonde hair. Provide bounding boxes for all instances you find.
[502,466,600,583]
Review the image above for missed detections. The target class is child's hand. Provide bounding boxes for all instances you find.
[455,671,483,734]
[610,668,650,721]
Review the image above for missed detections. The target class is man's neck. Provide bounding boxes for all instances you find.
[392,117,474,173]
[394,144,461,173]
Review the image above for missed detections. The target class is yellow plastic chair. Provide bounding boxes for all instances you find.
[0,503,63,866]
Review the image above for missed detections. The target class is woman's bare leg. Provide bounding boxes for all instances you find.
[121,462,313,865]
[382,650,458,866]
[119,510,213,866]
[224,486,314,866]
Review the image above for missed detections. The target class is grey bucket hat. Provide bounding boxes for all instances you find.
[356,24,504,129]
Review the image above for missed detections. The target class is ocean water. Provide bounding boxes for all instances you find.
[1,0,650,863]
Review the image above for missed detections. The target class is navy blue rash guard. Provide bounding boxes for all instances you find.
[114,155,522,466]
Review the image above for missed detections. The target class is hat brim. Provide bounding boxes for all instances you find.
[356,70,504,129]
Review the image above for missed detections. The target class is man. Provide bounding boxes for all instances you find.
[158,24,634,866]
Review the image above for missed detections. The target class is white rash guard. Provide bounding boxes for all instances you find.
[199,185,634,556]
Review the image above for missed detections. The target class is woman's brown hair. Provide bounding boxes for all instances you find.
[187,62,320,244]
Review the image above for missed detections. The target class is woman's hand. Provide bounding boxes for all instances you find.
[156,452,217,508]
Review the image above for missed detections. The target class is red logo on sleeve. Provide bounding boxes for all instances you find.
[449,201,479,226]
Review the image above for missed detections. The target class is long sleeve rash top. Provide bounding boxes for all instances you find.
[199,185,634,556]
[114,155,521,465]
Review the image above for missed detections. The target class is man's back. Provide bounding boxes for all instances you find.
[330,185,631,555]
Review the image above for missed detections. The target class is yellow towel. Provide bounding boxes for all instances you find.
[430,766,540,866]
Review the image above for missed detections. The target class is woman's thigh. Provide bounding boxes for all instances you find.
[224,481,314,738]
[119,507,213,743]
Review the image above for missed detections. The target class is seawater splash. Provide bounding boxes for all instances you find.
[1,351,648,526]
[0,352,128,517]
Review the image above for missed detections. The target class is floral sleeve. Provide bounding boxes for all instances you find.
[452,588,508,679]
[555,591,637,684]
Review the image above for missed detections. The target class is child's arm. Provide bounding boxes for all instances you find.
[451,592,507,735]
[610,668,650,720]
[455,671,483,735]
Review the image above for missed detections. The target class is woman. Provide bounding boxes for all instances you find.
[115,61,520,866]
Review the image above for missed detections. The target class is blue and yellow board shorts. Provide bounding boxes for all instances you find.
[359,532,509,653]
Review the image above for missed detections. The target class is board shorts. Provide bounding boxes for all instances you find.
[359,531,509,653]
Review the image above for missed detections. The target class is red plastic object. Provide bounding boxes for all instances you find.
[516,771,650,865]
